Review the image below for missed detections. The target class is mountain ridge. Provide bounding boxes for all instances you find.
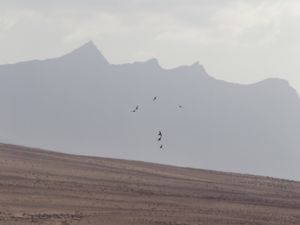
[0,41,297,93]
[0,41,300,180]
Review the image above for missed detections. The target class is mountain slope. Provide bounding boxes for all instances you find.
[0,144,300,225]
[0,41,300,180]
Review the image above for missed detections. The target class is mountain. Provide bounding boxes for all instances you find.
[0,41,300,180]
[1,144,300,225]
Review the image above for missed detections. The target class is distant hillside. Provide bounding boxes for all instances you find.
[0,144,300,225]
[0,41,300,180]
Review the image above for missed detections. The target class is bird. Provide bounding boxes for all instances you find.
[131,105,139,112]
[178,105,183,108]
[160,145,163,149]
[158,136,162,141]
[153,96,157,101]
[158,131,162,136]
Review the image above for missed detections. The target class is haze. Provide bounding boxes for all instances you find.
[1,41,300,180]
[1,0,300,94]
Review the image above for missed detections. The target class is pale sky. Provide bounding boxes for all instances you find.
[1,0,300,94]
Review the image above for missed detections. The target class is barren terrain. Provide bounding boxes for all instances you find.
[0,143,299,225]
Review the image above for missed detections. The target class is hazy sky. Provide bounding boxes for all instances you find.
[1,0,300,93]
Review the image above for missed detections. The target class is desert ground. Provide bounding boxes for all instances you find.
[0,143,299,225]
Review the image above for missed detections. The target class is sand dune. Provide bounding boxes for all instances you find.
[0,143,299,225]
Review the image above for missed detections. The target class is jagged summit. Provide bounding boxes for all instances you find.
[60,42,208,74]
[189,61,207,73]
[1,42,300,181]
[144,58,160,66]
[131,58,162,70]
[62,41,109,65]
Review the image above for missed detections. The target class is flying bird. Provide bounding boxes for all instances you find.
[153,96,158,101]
[160,145,163,149]
[158,136,162,141]
[131,105,139,112]
[178,105,183,108]
[158,131,162,137]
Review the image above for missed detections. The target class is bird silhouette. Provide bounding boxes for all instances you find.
[153,96,157,101]
[158,131,162,137]
[131,105,139,112]
[158,136,162,141]
[178,105,183,108]
[160,145,163,149]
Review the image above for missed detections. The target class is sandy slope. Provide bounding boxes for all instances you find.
[0,143,299,225]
